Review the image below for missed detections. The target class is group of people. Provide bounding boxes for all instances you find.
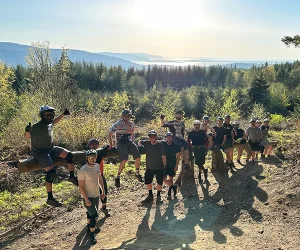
[24,106,273,244]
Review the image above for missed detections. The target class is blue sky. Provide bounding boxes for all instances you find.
[1,0,299,60]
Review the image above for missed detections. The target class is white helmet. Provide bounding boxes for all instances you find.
[193,120,201,125]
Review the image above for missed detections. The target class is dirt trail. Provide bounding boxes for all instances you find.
[1,157,299,250]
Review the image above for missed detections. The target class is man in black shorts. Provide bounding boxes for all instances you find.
[138,130,167,203]
[108,109,143,188]
[187,120,212,183]
[161,110,190,170]
[162,132,181,200]
[246,119,263,162]
[223,115,235,169]
[24,105,78,207]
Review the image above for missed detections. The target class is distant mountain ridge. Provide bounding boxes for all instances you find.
[0,42,141,68]
[99,52,164,62]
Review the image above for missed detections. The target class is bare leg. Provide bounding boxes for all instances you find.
[117,160,127,175]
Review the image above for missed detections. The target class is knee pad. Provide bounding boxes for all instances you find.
[89,214,98,228]
[66,152,74,164]
[45,169,56,183]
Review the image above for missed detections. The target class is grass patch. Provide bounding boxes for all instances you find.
[0,181,78,231]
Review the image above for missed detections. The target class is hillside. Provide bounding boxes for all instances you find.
[0,42,140,69]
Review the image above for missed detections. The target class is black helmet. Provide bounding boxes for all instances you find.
[122,109,132,116]
[88,138,100,147]
[175,110,184,115]
[148,130,158,137]
[203,115,209,121]
[85,149,97,157]
[217,117,224,121]
[224,114,231,119]
[165,132,173,137]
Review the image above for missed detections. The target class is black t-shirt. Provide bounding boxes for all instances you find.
[223,123,233,140]
[187,130,208,146]
[162,141,180,168]
[140,141,166,170]
[30,121,54,152]
[233,128,246,144]
[213,125,227,145]
[261,125,269,131]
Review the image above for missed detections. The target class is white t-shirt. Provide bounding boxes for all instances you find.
[78,163,101,198]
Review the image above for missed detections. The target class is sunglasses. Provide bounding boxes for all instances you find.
[43,113,54,118]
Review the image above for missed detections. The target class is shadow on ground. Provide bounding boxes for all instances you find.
[112,160,268,249]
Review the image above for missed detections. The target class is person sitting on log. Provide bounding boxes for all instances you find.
[200,115,216,135]
[87,139,110,217]
[187,120,212,183]
[78,149,106,245]
[24,105,77,207]
[108,109,143,188]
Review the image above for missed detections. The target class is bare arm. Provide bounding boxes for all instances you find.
[108,131,114,147]
[78,179,89,201]
[53,113,64,125]
[98,173,105,194]
[161,119,165,127]
[24,132,31,140]
[175,152,181,171]
[162,155,167,167]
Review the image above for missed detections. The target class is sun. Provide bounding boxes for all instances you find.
[132,0,207,32]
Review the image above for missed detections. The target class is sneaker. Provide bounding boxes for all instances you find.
[231,162,236,168]
[172,185,178,197]
[142,195,153,203]
[245,159,250,164]
[135,173,144,182]
[115,177,120,188]
[46,198,62,207]
[90,232,97,245]
[101,208,110,217]
[237,159,241,164]
[68,176,78,186]
[167,195,172,200]
[184,164,190,170]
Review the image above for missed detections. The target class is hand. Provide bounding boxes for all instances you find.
[63,108,70,116]
[160,114,165,120]
[101,193,106,200]
[25,122,31,132]
[85,198,92,207]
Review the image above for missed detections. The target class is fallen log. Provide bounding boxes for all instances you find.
[10,147,120,173]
